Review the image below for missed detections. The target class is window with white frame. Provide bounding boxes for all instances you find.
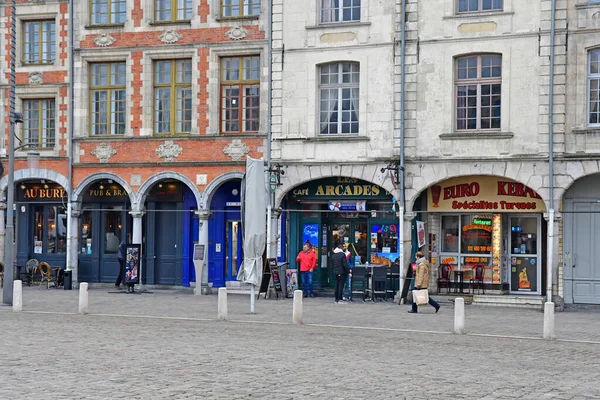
[23,20,56,65]
[457,0,503,13]
[590,50,600,126]
[321,0,360,23]
[221,0,261,18]
[319,62,359,135]
[90,62,127,135]
[456,54,502,131]
[91,0,127,24]
[23,99,56,148]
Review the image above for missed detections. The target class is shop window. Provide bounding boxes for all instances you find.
[155,0,193,21]
[456,54,502,131]
[220,56,260,133]
[23,99,56,149]
[457,0,502,13]
[320,0,361,24]
[90,62,126,136]
[104,209,123,253]
[441,215,459,253]
[510,217,537,255]
[80,211,93,254]
[91,0,127,24]
[319,62,359,135]
[221,0,261,18]
[32,205,66,254]
[154,59,192,134]
[589,49,600,126]
[461,215,492,254]
[23,20,56,65]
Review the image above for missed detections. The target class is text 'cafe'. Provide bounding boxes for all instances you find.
[423,175,547,296]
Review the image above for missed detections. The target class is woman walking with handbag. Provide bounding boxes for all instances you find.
[408,251,440,314]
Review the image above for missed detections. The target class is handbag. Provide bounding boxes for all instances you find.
[413,289,429,306]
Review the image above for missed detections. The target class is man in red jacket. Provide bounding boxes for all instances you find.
[297,242,317,298]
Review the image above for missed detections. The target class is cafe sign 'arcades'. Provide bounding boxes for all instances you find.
[427,176,546,212]
[291,177,390,200]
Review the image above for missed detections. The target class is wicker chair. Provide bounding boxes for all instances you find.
[38,262,53,290]
[24,259,40,286]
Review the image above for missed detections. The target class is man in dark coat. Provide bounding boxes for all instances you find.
[331,242,350,304]
[115,240,126,289]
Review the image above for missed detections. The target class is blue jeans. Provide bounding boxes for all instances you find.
[302,271,314,296]
[344,273,352,299]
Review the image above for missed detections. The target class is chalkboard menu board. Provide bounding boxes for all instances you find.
[268,258,283,294]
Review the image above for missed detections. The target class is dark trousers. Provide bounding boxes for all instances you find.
[115,258,124,286]
[411,290,440,312]
[335,274,346,302]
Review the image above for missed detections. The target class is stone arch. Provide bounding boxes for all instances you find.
[200,171,244,210]
[72,172,137,208]
[0,168,69,198]
[138,171,202,211]
[274,163,397,209]
[405,161,549,212]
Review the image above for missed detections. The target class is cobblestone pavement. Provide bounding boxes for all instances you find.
[1,288,600,399]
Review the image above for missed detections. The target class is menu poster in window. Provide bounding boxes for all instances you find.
[124,244,141,284]
[416,221,426,249]
[34,241,43,254]
[510,257,537,293]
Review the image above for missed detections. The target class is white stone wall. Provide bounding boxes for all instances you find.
[271,0,396,165]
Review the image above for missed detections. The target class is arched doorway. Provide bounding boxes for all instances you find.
[208,179,242,288]
[77,179,132,283]
[415,175,547,296]
[562,174,600,304]
[284,177,397,291]
[14,179,68,268]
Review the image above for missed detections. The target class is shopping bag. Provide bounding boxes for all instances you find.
[413,289,429,305]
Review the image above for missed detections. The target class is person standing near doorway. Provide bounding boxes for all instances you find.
[332,242,350,304]
[115,240,126,289]
[408,251,440,313]
[342,244,353,301]
[297,242,317,298]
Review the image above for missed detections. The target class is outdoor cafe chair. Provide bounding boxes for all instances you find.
[38,262,53,290]
[470,265,485,295]
[350,266,367,302]
[386,263,400,300]
[24,259,39,286]
[371,267,388,302]
[437,265,452,294]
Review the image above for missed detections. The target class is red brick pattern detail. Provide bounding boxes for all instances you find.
[59,4,68,67]
[81,26,265,49]
[198,0,210,23]
[130,52,144,136]
[79,138,263,163]
[197,48,209,135]
[132,0,143,27]
[58,86,68,156]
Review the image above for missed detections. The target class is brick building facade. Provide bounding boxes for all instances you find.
[1,0,268,289]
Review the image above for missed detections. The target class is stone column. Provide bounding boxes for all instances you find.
[195,210,211,294]
[544,211,562,304]
[68,203,81,288]
[129,210,145,288]
[0,203,6,263]
[396,211,416,303]
[269,208,281,261]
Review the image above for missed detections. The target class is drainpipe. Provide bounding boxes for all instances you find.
[546,0,556,303]
[65,0,75,287]
[398,0,407,302]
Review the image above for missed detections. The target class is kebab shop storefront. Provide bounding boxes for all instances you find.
[426,176,547,295]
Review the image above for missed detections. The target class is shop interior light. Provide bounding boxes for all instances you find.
[158,183,163,188]
[44,184,49,189]
[118,224,122,230]
[20,184,25,189]
[99,183,104,190]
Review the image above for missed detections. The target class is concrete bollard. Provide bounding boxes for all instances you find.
[454,297,465,334]
[79,283,89,314]
[12,280,22,312]
[292,290,303,325]
[543,301,555,340]
[217,287,228,321]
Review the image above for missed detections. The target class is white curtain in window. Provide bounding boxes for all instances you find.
[321,0,338,23]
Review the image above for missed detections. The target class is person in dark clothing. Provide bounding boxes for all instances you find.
[331,242,350,304]
[115,240,126,289]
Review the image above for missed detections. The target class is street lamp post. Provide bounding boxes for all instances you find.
[3,0,21,305]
